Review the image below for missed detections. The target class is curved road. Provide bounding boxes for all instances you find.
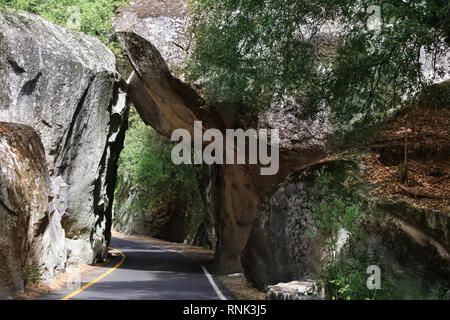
[42,237,234,300]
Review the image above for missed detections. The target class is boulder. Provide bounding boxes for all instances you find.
[242,181,320,290]
[266,280,325,300]
[114,0,332,273]
[0,286,10,300]
[0,122,64,292]
[0,9,128,266]
[244,157,450,294]
[114,0,253,272]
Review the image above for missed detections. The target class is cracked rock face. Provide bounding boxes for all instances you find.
[242,181,320,290]
[0,10,128,269]
[0,122,65,292]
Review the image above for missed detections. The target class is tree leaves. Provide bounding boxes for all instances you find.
[186,0,449,125]
[116,109,202,215]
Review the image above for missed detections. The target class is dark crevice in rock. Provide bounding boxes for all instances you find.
[41,119,52,128]
[0,200,17,216]
[91,86,129,262]
[19,72,41,96]
[35,213,50,236]
[56,79,93,175]
[7,59,25,74]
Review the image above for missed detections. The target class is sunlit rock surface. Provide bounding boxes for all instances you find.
[0,122,65,292]
[266,280,325,300]
[0,9,128,268]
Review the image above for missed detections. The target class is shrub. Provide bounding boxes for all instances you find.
[22,265,43,287]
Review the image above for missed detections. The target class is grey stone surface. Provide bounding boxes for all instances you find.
[114,2,190,80]
[266,280,325,300]
[0,122,64,292]
[242,181,320,290]
[0,9,128,272]
[113,174,150,236]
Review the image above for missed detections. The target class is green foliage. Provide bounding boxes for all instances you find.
[186,0,449,123]
[0,0,132,76]
[307,163,449,300]
[328,0,450,122]
[186,0,335,115]
[309,168,360,239]
[327,232,383,300]
[22,265,43,287]
[0,0,125,40]
[115,108,202,220]
[307,164,390,299]
[308,166,368,299]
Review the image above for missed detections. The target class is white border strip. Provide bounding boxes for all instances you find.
[202,266,227,300]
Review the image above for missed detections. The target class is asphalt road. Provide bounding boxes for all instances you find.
[42,237,234,300]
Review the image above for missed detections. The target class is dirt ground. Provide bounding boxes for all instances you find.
[366,105,450,213]
[13,263,101,300]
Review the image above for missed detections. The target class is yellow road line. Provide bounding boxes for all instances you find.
[61,247,126,300]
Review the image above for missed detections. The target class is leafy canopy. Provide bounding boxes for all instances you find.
[187,0,449,123]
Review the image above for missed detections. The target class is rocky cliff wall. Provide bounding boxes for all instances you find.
[0,9,128,272]
[114,0,332,273]
[0,122,65,292]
